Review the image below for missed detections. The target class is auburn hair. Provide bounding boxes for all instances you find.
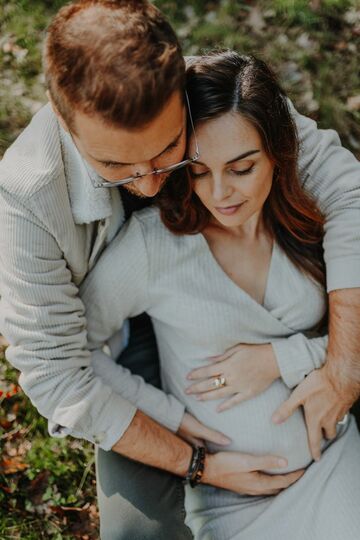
[43,0,185,130]
[159,51,326,291]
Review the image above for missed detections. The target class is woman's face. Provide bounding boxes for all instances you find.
[187,112,275,230]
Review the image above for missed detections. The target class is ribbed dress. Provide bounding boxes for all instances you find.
[81,207,360,540]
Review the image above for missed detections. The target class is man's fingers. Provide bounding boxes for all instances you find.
[304,410,322,461]
[256,469,305,491]
[217,392,250,412]
[323,421,337,441]
[242,453,288,471]
[272,388,303,424]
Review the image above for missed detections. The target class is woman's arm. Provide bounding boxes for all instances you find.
[185,333,327,411]
[80,215,186,432]
[271,333,327,388]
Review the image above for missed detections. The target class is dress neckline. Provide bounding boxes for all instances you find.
[198,233,277,309]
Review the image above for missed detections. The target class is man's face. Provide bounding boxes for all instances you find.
[70,91,186,198]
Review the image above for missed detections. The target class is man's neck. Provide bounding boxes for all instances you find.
[120,187,155,221]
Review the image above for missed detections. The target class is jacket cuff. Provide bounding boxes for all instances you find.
[48,392,137,451]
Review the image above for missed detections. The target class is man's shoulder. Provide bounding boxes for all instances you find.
[0,104,64,204]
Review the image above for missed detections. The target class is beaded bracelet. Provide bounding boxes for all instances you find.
[185,446,206,488]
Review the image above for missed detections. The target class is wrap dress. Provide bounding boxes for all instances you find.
[82,207,360,540]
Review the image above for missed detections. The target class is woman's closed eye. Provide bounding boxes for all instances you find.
[189,163,255,179]
[230,164,254,176]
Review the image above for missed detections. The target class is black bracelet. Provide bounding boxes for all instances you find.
[185,446,206,488]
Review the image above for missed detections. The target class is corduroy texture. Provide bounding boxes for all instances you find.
[0,101,360,452]
[82,206,360,540]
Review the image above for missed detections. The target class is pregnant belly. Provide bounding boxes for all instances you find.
[177,379,315,473]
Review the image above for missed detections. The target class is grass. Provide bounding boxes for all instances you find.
[0,0,359,537]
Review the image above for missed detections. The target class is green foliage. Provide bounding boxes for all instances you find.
[0,355,98,538]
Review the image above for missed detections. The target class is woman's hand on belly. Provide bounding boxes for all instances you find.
[202,451,305,496]
[185,343,280,411]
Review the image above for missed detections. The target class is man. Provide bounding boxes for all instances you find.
[0,1,359,539]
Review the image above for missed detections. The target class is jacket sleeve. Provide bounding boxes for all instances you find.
[291,102,360,292]
[80,216,186,432]
[271,333,328,388]
[0,191,183,451]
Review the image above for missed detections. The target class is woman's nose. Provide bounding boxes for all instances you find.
[212,175,232,202]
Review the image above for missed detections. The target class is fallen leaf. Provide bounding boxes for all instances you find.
[347,96,360,111]
[0,457,29,474]
[247,6,266,34]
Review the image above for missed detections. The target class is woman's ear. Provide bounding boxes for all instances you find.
[46,90,70,133]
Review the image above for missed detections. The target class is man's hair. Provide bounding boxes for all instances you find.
[43,0,185,130]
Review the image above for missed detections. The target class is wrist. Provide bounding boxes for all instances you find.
[263,343,281,380]
[323,361,359,406]
[200,452,217,486]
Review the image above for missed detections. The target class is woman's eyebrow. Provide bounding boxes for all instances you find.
[226,149,260,164]
[193,149,260,167]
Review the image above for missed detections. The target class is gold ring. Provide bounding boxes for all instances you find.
[213,376,226,389]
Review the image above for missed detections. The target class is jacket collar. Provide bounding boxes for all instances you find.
[59,123,117,225]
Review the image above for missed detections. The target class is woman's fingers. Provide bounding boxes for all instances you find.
[187,362,225,381]
[198,424,232,445]
[186,377,232,396]
[217,392,250,412]
[195,386,230,401]
[208,344,241,363]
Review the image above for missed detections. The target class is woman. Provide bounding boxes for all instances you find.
[81,51,360,539]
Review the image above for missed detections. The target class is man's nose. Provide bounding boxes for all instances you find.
[135,173,164,197]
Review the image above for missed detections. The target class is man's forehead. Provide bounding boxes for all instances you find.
[74,91,186,163]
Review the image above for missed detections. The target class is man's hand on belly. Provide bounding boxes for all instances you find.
[202,452,305,496]
[272,366,350,461]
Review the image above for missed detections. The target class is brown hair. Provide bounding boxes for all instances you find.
[159,51,326,289]
[43,0,185,130]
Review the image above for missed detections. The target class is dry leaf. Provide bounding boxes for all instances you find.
[0,457,29,474]
[347,96,360,111]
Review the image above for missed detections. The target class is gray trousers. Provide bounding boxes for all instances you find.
[95,314,193,540]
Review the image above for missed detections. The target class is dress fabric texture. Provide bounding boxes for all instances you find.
[81,207,360,540]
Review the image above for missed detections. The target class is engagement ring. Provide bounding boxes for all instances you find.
[213,376,226,389]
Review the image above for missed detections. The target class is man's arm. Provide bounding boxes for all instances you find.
[273,108,360,459]
[0,191,196,442]
[113,409,304,496]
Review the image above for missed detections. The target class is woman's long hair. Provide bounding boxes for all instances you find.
[158,51,326,290]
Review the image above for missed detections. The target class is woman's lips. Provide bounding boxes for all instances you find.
[215,202,246,215]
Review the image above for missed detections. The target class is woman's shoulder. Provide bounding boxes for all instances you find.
[131,205,197,255]
[132,206,175,242]
[132,205,162,225]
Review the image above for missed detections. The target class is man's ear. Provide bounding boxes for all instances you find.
[46,90,70,133]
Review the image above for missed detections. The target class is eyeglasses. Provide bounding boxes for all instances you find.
[91,91,200,189]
